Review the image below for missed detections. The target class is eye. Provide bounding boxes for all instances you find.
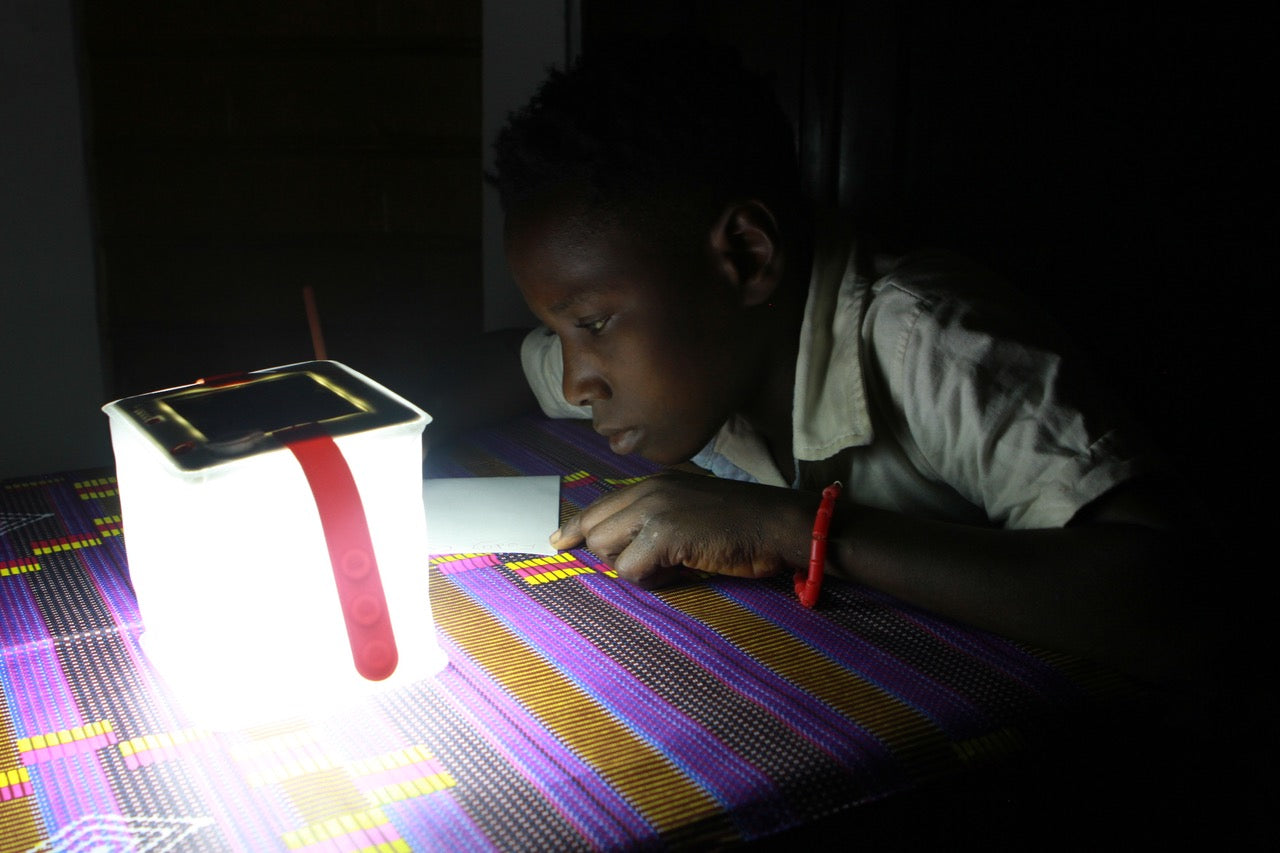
[574,315,611,336]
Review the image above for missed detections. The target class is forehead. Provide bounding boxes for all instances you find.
[504,183,612,248]
[505,195,660,310]
[508,216,624,301]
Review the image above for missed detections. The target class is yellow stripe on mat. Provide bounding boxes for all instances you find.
[656,585,956,784]
[1,696,44,851]
[431,570,721,834]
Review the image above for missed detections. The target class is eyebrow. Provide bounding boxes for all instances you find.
[548,285,608,315]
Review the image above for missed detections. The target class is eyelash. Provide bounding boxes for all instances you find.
[575,316,610,336]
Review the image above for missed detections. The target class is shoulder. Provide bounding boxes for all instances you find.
[870,249,1039,319]
[864,249,1074,368]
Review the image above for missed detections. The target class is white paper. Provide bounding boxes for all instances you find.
[422,475,561,556]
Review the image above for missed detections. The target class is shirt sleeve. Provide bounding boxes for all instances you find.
[519,326,592,420]
[867,263,1158,529]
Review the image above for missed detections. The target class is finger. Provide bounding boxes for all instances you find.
[550,513,584,550]
[551,478,654,551]
[551,487,642,551]
[577,501,654,567]
[610,519,686,587]
[624,563,685,590]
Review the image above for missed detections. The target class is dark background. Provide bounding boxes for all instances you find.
[78,0,483,402]
[581,2,1273,539]
[82,2,1271,536]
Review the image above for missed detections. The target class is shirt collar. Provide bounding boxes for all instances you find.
[790,212,875,462]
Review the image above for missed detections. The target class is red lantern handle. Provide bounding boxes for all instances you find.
[285,427,398,681]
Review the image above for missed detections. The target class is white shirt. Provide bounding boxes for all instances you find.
[521,214,1156,529]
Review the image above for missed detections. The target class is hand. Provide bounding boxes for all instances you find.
[550,471,819,589]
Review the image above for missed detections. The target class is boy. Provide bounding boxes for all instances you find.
[434,41,1203,686]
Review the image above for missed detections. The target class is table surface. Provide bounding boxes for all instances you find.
[1,414,1170,851]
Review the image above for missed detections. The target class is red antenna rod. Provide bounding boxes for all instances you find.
[302,285,328,361]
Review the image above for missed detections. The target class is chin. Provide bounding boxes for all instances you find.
[636,436,704,467]
[637,448,678,465]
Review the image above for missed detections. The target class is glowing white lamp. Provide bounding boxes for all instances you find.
[102,361,446,729]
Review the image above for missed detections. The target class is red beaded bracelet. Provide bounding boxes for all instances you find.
[795,481,842,608]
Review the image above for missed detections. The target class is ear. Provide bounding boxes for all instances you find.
[710,200,784,307]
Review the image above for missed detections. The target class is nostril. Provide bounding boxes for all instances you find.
[563,375,610,408]
[561,347,611,406]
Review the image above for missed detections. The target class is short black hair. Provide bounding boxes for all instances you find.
[489,38,802,234]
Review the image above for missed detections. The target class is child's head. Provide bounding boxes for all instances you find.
[489,38,803,246]
[490,39,806,463]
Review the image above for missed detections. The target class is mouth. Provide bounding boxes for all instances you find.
[595,424,641,455]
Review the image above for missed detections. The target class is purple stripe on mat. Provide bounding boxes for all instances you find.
[580,574,906,795]
[1,481,275,851]
[421,447,478,478]
[0,561,45,651]
[388,796,499,853]
[855,586,1090,708]
[74,546,142,635]
[1,647,123,833]
[45,478,101,541]
[436,645,654,850]
[716,581,992,739]
[450,567,781,838]
[0,577,74,733]
[379,743,497,853]
[469,432,573,478]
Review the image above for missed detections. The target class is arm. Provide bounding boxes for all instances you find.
[826,476,1205,685]
[550,472,1208,687]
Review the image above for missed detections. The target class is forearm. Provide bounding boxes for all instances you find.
[825,503,1196,684]
[554,471,1205,686]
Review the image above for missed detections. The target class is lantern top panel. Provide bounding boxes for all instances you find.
[103,360,427,472]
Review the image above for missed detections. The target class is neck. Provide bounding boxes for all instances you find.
[741,266,808,484]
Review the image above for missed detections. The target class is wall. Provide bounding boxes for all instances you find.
[0,0,569,479]
[0,0,110,478]
[80,2,483,404]
[481,0,575,331]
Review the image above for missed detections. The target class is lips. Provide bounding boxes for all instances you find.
[596,425,641,455]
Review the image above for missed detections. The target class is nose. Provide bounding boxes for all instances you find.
[561,343,611,407]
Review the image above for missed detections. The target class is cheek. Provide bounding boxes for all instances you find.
[611,338,681,402]
[662,317,742,390]
[610,285,745,412]
[629,338,731,415]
